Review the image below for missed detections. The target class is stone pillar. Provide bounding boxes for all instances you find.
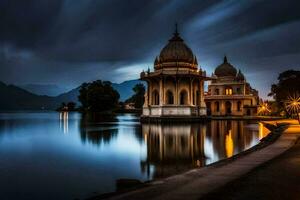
[175,78,178,105]
[189,78,193,105]
[162,77,165,105]
[148,80,152,105]
[221,101,225,115]
[159,78,163,106]
[199,80,206,107]
[146,81,149,106]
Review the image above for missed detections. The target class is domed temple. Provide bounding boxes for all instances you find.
[205,56,259,116]
[140,26,210,119]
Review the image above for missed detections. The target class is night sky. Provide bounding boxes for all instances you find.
[1,0,300,99]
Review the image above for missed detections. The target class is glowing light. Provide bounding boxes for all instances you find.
[225,130,234,157]
[258,102,271,115]
[225,88,232,95]
[258,122,270,140]
[285,94,300,124]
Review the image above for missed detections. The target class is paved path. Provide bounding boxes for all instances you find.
[201,124,300,200]
[107,121,300,200]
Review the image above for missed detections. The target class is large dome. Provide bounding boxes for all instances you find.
[214,56,237,77]
[154,26,198,70]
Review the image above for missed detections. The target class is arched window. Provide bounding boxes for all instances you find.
[237,101,242,111]
[215,88,219,95]
[152,90,159,105]
[214,101,220,112]
[225,88,233,95]
[179,90,188,105]
[166,90,174,104]
[225,101,232,115]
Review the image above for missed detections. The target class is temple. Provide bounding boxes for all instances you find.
[140,25,210,119]
[205,56,259,116]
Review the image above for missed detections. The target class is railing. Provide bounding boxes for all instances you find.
[140,69,207,78]
[143,105,206,116]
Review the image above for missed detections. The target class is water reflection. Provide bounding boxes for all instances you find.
[0,113,271,200]
[59,112,69,134]
[141,120,269,179]
[79,113,119,146]
[141,123,206,178]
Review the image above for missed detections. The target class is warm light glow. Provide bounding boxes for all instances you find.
[225,88,232,95]
[258,122,270,139]
[225,129,234,157]
[258,102,271,115]
[285,94,300,123]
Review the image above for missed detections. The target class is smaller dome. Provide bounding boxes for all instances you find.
[236,69,245,81]
[214,56,237,77]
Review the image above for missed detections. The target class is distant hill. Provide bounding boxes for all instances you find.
[19,84,69,96]
[0,80,145,111]
[0,81,57,110]
[112,80,145,101]
[55,87,80,105]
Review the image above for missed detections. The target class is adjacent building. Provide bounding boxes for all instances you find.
[205,56,259,116]
[140,27,210,118]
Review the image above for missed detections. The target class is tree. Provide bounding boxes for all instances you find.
[67,102,76,111]
[78,80,120,112]
[125,83,145,109]
[268,70,300,114]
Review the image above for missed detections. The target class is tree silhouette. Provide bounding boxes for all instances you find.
[78,80,120,112]
[269,70,300,114]
[125,83,145,109]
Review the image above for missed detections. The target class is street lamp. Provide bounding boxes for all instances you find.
[258,102,271,116]
[285,94,300,124]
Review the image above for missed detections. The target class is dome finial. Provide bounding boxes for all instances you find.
[224,55,228,63]
[174,22,179,36]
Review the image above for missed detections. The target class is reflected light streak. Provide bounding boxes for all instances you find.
[258,122,270,140]
[225,129,234,157]
[59,112,69,134]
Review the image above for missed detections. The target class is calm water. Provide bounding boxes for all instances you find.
[0,112,269,200]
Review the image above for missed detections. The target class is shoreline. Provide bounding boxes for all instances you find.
[90,120,299,200]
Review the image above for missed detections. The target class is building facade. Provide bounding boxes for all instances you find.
[205,56,259,116]
[141,27,210,117]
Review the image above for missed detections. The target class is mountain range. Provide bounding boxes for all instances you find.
[0,80,144,111]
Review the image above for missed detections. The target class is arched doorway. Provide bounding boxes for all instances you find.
[152,90,159,105]
[247,109,251,116]
[206,102,211,116]
[214,101,220,112]
[237,101,242,111]
[225,101,232,115]
[166,90,174,104]
[179,90,188,105]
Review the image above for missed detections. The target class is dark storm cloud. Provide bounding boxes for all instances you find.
[0,0,300,98]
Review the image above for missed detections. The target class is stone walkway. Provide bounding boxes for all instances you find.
[106,120,300,200]
[201,124,300,200]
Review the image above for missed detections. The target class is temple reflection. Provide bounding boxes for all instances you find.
[141,120,268,179]
[141,123,206,178]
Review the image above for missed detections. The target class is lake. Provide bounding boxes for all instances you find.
[0,112,269,200]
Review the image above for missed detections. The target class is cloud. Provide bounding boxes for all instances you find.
[0,0,299,98]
